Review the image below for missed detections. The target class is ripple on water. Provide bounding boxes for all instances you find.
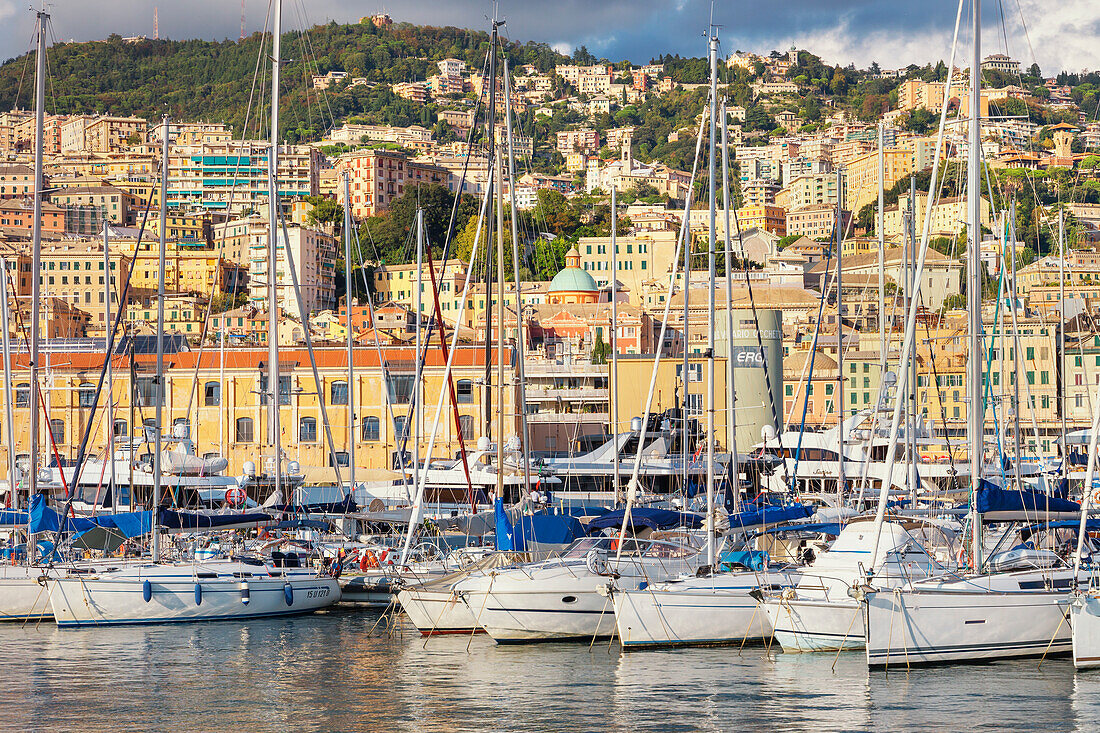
[0,609,1093,732]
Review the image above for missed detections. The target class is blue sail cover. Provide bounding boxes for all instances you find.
[973,484,1080,514]
[727,503,814,532]
[586,507,704,533]
[158,509,274,532]
[1020,519,1100,541]
[494,498,517,551]
[513,514,585,547]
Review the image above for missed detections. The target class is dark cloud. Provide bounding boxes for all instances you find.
[1,0,1091,74]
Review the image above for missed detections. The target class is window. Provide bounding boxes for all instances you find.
[330,451,350,467]
[235,417,254,443]
[386,374,416,404]
[330,380,349,405]
[686,393,703,416]
[393,415,408,441]
[299,417,317,442]
[134,376,159,407]
[676,363,703,383]
[362,416,380,441]
[76,382,97,408]
[259,375,292,405]
[204,381,221,406]
[457,379,474,404]
[49,419,64,444]
[112,419,128,438]
[458,414,474,440]
[785,385,793,396]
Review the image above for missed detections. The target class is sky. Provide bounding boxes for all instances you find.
[1,0,1098,76]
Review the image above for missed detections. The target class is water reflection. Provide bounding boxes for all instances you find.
[0,611,1096,732]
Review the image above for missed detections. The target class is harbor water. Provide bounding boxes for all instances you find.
[2,609,1099,731]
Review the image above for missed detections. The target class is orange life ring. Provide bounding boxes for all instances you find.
[1092,489,1100,506]
[360,550,379,571]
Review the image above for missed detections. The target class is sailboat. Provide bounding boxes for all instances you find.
[47,1,342,625]
[860,0,1081,666]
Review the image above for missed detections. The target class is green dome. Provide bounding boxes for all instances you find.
[548,266,598,293]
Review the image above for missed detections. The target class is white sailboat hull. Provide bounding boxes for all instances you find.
[761,596,866,652]
[614,570,798,649]
[0,567,53,621]
[50,569,340,627]
[398,587,482,635]
[1071,594,1100,669]
[864,574,1073,666]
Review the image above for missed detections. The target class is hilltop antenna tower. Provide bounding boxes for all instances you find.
[240,0,246,41]
[153,7,158,40]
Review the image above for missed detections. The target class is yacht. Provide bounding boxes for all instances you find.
[452,533,706,643]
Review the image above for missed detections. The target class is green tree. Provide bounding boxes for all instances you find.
[590,330,610,364]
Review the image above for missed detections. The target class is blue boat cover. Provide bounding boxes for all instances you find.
[0,510,27,526]
[586,507,703,533]
[272,496,357,514]
[29,495,152,537]
[720,549,769,570]
[727,503,813,531]
[972,484,1079,514]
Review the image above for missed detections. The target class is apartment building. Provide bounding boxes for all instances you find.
[334,148,449,219]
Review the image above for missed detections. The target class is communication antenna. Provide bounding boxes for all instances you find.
[153,6,158,39]
[240,0,246,41]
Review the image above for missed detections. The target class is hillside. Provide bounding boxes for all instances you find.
[0,19,567,141]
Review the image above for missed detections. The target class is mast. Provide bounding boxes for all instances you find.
[152,116,169,562]
[267,0,282,503]
[494,144,506,501]
[414,208,424,505]
[482,17,501,440]
[0,261,16,509]
[611,185,621,504]
[908,176,919,506]
[344,173,356,491]
[1007,205,1022,485]
[1059,207,1066,474]
[705,30,718,567]
[502,58,532,496]
[836,167,845,504]
[878,122,886,362]
[967,0,983,570]
[27,9,46,561]
[104,220,115,500]
[721,100,740,513]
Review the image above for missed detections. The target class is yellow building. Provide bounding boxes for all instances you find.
[1,346,518,480]
[577,229,679,307]
[844,148,914,213]
[120,240,246,298]
[735,203,787,237]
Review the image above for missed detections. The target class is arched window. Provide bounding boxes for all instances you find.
[456,379,474,404]
[204,381,221,406]
[299,417,317,442]
[235,417,254,443]
[458,415,474,440]
[330,380,349,405]
[78,382,97,408]
[172,418,190,438]
[14,383,30,408]
[49,419,65,444]
[361,416,380,441]
[112,419,128,439]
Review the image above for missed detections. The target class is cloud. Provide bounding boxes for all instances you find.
[0,0,1095,76]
